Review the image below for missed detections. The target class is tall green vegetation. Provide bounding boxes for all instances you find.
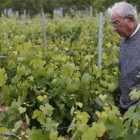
[1,12,140,140]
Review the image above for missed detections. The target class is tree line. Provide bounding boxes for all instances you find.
[0,0,139,19]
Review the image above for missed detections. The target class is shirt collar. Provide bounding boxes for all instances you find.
[129,24,140,38]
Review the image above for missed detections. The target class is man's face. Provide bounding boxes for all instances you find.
[111,14,131,38]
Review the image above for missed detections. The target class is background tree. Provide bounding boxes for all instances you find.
[126,0,140,12]
[12,0,25,19]
[0,0,11,17]
[25,0,42,18]
[42,0,60,19]
[1,0,140,19]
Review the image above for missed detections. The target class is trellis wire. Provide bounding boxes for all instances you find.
[0,31,116,41]
[0,124,93,136]
[0,47,119,60]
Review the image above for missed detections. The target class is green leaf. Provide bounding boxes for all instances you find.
[81,127,96,139]
[76,102,83,108]
[124,127,140,140]
[32,110,42,119]
[0,68,7,86]
[105,119,114,131]
[92,122,105,137]
[17,65,26,75]
[40,103,54,116]
[83,105,92,112]
[67,117,76,133]
[49,130,58,140]
[27,76,34,81]
[100,80,108,87]
[37,112,44,124]
[85,55,92,62]
[11,75,21,83]
[26,114,30,125]
[108,106,120,121]
[14,120,23,131]
[102,53,108,60]
[71,130,79,140]
[37,96,44,102]
[81,73,91,86]
[90,111,98,122]
[47,67,54,74]
[11,100,21,109]
[81,112,90,124]
[67,63,75,76]
[77,112,90,124]
[129,89,140,101]
[0,127,10,133]
[106,93,115,105]
[61,56,67,62]
[93,65,101,78]
[66,81,79,93]
[77,124,87,132]
[123,106,136,129]
[29,127,50,140]
[111,77,119,88]
[108,82,115,92]
[108,118,124,140]
[95,111,107,123]
[132,112,140,124]
[94,99,103,110]
[18,107,26,114]
[123,106,135,120]
[70,106,75,116]
[99,94,107,101]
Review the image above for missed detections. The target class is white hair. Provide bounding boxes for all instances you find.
[108,2,137,22]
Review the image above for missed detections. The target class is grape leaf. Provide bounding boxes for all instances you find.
[129,89,140,101]
[92,122,105,137]
[40,103,54,116]
[17,65,26,75]
[81,73,91,86]
[0,127,10,133]
[18,107,26,114]
[32,110,42,119]
[14,120,23,131]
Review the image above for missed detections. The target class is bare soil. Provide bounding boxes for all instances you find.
[0,101,8,115]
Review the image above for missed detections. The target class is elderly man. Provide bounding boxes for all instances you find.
[108,2,140,115]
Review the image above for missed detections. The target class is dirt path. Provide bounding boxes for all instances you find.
[0,101,8,115]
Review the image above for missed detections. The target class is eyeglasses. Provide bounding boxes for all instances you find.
[110,18,126,28]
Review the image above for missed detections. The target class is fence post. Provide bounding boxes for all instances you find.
[60,7,63,19]
[24,10,26,28]
[10,8,13,20]
[86,8,88,16]
[98,12,103,68]
[41,9,47,48]
[90,6,93,22]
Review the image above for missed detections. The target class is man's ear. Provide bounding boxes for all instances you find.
[127,16,134,22]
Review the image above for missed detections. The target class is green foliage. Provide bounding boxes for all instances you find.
[1,13,140,140]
